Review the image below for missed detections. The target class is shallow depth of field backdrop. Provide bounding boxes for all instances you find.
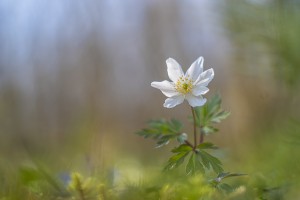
[0,0,300,199]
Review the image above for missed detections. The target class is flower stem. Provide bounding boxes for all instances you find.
[191,107,197,147]
[200,129,204,143]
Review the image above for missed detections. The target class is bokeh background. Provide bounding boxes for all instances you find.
[1,0,300,198]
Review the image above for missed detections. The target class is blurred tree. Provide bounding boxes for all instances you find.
[225,0,300,88]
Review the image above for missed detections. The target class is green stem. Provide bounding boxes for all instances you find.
[197,110,204,144]
[191,107,197,148]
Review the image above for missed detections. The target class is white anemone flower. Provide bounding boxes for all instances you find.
[151,57,214,108]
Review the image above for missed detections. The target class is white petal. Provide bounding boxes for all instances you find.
[185,57,203,81]
[194,68,214,86]
[151,81,179,97]
[163,95,184,108]
[192,86,209,96]
[166,58,184,82]
[186,94,207,107]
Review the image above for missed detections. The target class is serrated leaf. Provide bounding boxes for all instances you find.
[202,126,219,134]
[207,94,222,115]
[211,111,230,123]
[191,94,230,136]
[186,153,205,175]
[155,139,170,148]
[137,119,183,147]
[197,150,223,174]
[156,134,175,148]
[164,151,190,171]
[170,119,183,132]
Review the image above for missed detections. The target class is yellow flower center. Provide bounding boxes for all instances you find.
[175,76,193,94]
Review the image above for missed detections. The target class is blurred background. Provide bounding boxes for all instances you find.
[0,0,300,198]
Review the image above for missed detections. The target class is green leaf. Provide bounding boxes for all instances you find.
[211,111,231,123]
[171,144,193,153]
[164,151,190,171]
[197,142,218,150]
[186,153,205,175]
[201,126,219,135]
[137,119,183,148]
[155,134,175,148]
[197,150,223,174]
[191,94,230,136]
[170,119,183,132]
[216,172,247,180]
[207,94,222,114]
[164,144,193,171]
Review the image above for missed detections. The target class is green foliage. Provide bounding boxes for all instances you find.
[216,172,247,181]
[193,94,230,135]
[164,143,223,175]
[210,172,247,194]
[196,150,223,174]
[164,144,192,171]
[137,95,231,176]
[135,94,248,198]
[136,119,183,148]
[197,142,218,150]
[187,142,223,175]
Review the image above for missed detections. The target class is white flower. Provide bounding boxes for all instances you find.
[151,57,214,108]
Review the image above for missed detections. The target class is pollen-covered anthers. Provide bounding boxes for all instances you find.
[175,75,194,94]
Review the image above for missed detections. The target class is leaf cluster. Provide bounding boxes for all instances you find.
[136,119,183,148]
[136,94,239,182]
[193,94,230,135]
[164,143,223,175]
[210,172,247,193]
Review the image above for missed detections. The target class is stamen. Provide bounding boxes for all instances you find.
[174,76,194,94]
